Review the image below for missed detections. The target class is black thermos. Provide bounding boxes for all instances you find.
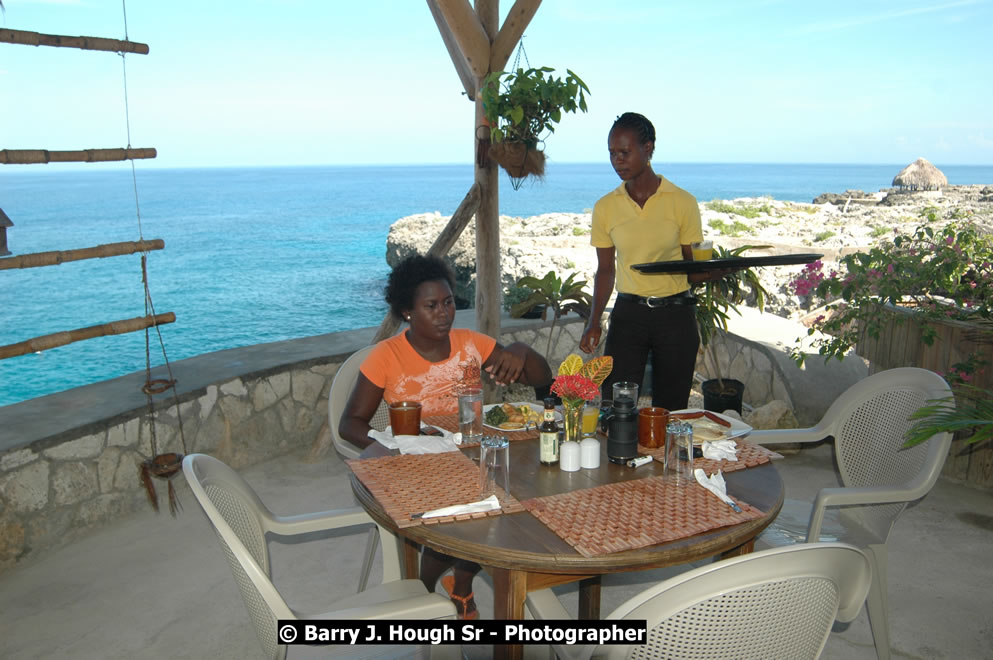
[606,396,639,464]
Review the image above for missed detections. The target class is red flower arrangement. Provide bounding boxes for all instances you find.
[551,374,600,405]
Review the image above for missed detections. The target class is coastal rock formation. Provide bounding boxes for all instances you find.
[388,184,991,318]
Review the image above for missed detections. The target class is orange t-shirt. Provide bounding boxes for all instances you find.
[360,329,497,416]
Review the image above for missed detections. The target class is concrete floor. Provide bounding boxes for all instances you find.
[2,442,991,659]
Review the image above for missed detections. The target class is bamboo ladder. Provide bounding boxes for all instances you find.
[1,20,186,513]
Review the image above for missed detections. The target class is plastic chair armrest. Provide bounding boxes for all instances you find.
[267,507,375,536]
[807,484,922,542]
[525,588,573,621]
[747,427,829,445]
[316,593,457,621]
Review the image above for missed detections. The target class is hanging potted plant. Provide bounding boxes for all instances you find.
[480,66,589,187]
[694,245,770,413]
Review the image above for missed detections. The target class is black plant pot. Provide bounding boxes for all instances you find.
[702,378,745,414]
[520,304,546,320]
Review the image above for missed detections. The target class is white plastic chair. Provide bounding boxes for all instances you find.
[749,367,953,660]
[183,454,457,660]
[525,543,872,660]
[328,345,389,460]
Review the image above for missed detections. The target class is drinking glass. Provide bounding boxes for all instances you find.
[665,420,695,484]
[388,401,421,436]
[691,240,714,261]
[582,397,601,435]
[458,386,484,443]
[612,382,639,407]
[638,407,669,448]
[479,436,510,504]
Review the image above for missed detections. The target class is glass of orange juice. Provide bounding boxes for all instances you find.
[691,240,714,261]
[582,400,600,435]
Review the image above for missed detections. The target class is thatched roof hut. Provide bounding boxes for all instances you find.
[893,157,947,191]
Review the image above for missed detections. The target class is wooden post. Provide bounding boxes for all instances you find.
[0,239,165,270]
[0,148,156,165]
[0,313,175,360]
[474,0,501,340]
[0,28,149,54]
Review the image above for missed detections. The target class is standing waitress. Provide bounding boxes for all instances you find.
[580,112,726,410]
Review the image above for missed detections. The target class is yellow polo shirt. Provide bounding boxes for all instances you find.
[591,175,703,297]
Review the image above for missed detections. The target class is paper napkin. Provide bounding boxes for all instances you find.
[413,494,501,519]
[694,468,742,512]
[702,439,739,461]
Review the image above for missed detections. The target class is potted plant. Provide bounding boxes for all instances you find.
[693,245,770,413]
[510,271,592,361]
[906,382,993,448]
[480,66,589,186]
[504,284,545,319]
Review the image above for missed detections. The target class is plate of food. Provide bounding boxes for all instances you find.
[668,409,752,444]
[482,402,558,431]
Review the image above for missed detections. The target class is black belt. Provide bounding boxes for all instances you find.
[617,291,696,308]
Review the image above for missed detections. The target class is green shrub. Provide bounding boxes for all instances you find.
[814,230,836,242]
[572,226,589,236]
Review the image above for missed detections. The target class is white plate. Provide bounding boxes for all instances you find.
[669,408,752,443]
[482,402,561,431]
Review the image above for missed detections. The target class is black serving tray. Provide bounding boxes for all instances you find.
[632,253,823,274]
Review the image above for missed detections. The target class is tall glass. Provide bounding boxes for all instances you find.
[458,386,484,443]
[479,435,510,504]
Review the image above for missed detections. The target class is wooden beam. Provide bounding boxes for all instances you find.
[0,148,156,165]
[0,239,165,270]
[426,0,478,99]
[474,0,501,341]
[0,28,149,54]
[0,313,175,360]
[431,0,491,82]
[373,184,481,342]
[490,0,541,72]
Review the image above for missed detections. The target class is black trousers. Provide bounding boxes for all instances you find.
[602,297,700,411]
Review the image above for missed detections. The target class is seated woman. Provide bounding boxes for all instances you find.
[339,254,552,619]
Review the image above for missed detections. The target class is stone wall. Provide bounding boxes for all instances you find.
[0,312,585,574]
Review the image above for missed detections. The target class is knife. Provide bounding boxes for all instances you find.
[410,495,501,520]
[694,468,743,513]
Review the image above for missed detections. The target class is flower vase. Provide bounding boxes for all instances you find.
[562,400,584,445]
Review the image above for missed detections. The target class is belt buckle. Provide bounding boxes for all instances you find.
[644,296,666,308]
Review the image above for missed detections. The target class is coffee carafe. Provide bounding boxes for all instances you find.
[606,396,639,464]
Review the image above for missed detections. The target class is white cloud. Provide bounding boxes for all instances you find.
[968,132,993,149]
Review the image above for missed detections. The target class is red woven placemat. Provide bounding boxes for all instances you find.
[348,451,524,528]
[637,438,783,475]
[424,414,539,446]
[522,476,765,558]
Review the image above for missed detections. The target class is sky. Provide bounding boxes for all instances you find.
[1,0,992,168]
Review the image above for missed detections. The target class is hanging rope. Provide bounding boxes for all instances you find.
[116,0,186,514]
[510,35,530,73]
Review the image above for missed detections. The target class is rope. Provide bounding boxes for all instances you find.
[117,0,187,460]
[510,36,530,72]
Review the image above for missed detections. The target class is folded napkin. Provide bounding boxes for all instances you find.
[702,439,738,461]
[368,424,461,452]
[694,468,742,513]
[412,494,501,519]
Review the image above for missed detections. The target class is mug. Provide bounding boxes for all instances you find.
[638,407,669,449]
[388,401,421,436]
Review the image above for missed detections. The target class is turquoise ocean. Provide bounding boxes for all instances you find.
[3,162,992,407]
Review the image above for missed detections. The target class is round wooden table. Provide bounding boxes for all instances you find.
[350,437,783,660]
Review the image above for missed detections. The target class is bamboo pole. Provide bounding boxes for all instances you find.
[0,28,149,54]
[373,184,481,342]
[0,239,164,270]
[0,148,156,165]
[0,313,175,360]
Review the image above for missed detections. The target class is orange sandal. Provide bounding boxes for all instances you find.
[441,575,479,620]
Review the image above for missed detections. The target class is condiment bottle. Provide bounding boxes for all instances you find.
[539,397,560,465]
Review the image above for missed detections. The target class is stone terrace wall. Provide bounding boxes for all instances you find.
[0,312,584,574]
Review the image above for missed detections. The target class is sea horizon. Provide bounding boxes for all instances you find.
[3,162,992,406]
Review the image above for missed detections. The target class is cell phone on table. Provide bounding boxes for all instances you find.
[422,426,443,436]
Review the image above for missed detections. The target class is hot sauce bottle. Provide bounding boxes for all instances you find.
[539,397,560,465]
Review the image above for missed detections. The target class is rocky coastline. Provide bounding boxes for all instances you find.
[386,184,993,320]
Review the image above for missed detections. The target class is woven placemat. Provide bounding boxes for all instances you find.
[522,476,765,558]
[424,414,539,446]
[347,451,524,528]
[637,438,783,475]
